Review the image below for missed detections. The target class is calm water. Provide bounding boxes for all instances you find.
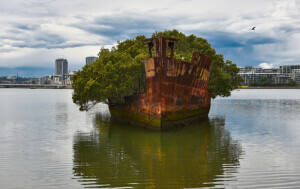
[1,89,300,188]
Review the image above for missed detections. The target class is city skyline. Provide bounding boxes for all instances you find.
[0,0,299,76]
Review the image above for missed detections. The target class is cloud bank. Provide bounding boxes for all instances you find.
[0,0,299,72]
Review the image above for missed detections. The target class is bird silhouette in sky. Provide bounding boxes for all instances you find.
[250,26,256,30]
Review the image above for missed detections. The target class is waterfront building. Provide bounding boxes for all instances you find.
[274,75,292,84]
[292,69,300,84]
[41,61,75,86]
[62,70,77,83]
[86,56,98,65]
[47,70,77,85]
[238,65,300,85]
[239,72,280,84]
[55,58,68,75]
[239,66,254,73]
[68,70,77,75]
[53,75,63,84]
[40,76,51,84]
[254,68,279,73]
[279,65,300,75]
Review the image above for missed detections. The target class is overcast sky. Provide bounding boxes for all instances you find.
[0,0,299,71]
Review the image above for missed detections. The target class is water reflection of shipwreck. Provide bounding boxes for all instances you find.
[109,37,212,130]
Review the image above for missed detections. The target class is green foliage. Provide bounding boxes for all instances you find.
[287,79,297,86]
[250,77,273,86]
[250,78,297,87]
[72,30,242,110]
[72,36,148,111]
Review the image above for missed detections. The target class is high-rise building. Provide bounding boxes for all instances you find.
[55,58,68,75]
[86,56,98,65]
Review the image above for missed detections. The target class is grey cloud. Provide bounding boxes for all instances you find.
[1,0,57,18]
[3,27,68,49]
[0,48,14,53]
[72,13,176,42]
[2,22,102,49]
[0,0,299,68]
[247,36,279,45]
[273,24,300,34]
[15,24,38,31]
[15,33,66,49]
[198,31,280,49]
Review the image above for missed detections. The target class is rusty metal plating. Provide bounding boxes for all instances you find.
[111,37,212,128]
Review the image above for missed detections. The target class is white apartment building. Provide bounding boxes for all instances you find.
[238,64,300,84]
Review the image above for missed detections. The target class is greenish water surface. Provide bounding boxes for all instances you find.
[0,89,300,188]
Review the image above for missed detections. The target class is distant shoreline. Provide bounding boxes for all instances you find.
[1,84,300,90]
[0,84,72,89]
[238,86,300,89]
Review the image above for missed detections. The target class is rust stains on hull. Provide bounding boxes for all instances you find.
[109,37,212,130]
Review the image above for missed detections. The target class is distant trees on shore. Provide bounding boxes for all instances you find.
[249,77,297,87]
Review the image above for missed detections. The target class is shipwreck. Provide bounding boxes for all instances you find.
[109,37,212,130]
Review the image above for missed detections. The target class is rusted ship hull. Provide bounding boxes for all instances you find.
[109,104,211,130]
[109,37,212,130]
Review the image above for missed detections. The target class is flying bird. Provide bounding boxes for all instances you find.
[250,26,256,30]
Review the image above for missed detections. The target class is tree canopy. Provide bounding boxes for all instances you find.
[72,30,242,111]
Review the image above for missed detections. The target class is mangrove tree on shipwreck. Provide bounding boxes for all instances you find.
[72,30,242,111]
